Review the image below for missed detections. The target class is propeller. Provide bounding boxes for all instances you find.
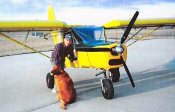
[120,55,135,87]
[120,11,139,45]
[113,11,139,88]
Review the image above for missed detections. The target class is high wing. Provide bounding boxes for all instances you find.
[0,21,69,32]
[0,20,71,58]
[103,18,175,47]
[103,18,175,28]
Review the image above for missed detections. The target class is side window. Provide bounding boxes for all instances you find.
[71,32,80,51]
[71,29,90,48]
[71,29,83,43]
[71,30,84,48]
[72,34,79,45]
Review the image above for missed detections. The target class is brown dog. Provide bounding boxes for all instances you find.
[51,65,76,110]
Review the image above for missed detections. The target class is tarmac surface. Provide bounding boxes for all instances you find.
[0,39,175,112]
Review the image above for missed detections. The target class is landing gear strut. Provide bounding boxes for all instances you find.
[109,68,120,82]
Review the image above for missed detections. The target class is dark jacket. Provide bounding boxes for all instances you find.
[51,43,74,68]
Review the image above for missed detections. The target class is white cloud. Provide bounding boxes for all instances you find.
[54,7,135,25]
[53,2,175,25]
[0,13,47,21]
[0,2,175,26]
[132,2,175,19]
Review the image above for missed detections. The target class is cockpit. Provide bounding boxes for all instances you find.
[72,26,110,47]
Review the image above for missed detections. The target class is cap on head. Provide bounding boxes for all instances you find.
[65,34,72,41]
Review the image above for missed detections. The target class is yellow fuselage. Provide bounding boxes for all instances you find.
[65,44,127,70]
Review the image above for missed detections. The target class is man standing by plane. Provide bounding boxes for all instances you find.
[47,33,76,87]
[47,33,77,89]
[51,33,77,70]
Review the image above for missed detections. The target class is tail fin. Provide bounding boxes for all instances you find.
[48,6,56,21]
[48,6,63,44]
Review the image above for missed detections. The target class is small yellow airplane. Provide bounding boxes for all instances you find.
[0,6,175,99]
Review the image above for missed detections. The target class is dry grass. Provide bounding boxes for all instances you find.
[0,36,54,57]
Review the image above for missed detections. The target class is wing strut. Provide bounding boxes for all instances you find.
[124,27,144,44]
[127,26,161,47]
[23,31,30,44]
[0,32,50,58]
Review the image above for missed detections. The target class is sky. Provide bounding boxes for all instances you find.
[0,0,175,25]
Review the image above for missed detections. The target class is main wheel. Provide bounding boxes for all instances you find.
[101,79,114,99]
[46,73,54,89]
[109,68,120,82]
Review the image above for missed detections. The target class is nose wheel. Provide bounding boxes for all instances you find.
[96,70,114,99]
[101,78,114,99]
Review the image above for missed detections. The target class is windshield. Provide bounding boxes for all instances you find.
[72,26,109,46]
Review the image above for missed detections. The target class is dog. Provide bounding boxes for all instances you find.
[51,65,76,110]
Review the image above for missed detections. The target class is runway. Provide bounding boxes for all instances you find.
[0,39,175,112]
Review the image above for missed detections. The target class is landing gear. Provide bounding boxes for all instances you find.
[46,73,54,89]
[96,70,115,99]
[101,78,114,99]
[109,68,120,82]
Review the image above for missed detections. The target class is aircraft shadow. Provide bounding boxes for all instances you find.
[73,59,175,100]
[28,59,175,111]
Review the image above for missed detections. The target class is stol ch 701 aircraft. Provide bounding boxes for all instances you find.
[0,6,175,99]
